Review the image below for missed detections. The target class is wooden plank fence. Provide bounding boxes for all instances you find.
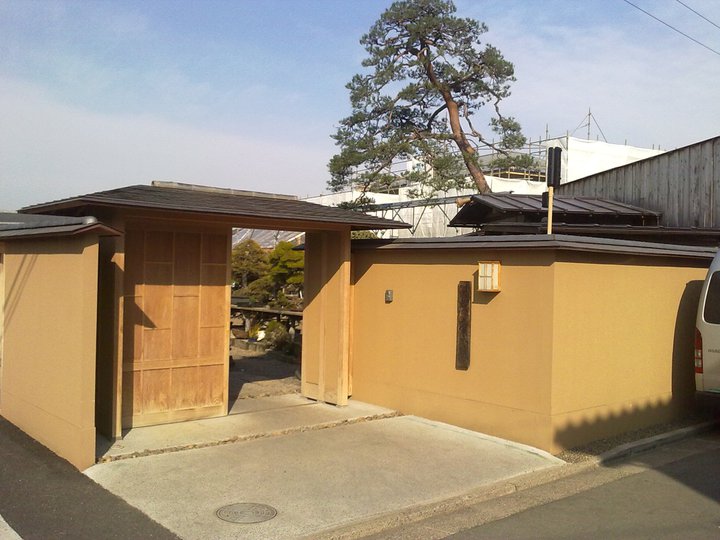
[558,136,720,228]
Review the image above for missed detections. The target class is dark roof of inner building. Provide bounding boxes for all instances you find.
[20,184,411,231]
[450,193,661,227]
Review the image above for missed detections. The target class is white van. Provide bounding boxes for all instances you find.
[696,252,720,396]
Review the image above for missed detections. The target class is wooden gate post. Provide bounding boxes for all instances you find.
[301,229,351,406]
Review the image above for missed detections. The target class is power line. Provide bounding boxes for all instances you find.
[623,0,720,57]
[675,0,720,32]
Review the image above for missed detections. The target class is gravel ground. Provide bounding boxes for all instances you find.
[228,347,300,401]
[557,411,716,463]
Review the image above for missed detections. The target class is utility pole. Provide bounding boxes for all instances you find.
[587,107,591,140]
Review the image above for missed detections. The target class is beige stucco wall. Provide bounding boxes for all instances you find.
[351,249,557,450]
[0,235,99,470]
[350,246,707,453]
[550,254,705,451]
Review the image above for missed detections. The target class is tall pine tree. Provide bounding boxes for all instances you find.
[329,0,526,197]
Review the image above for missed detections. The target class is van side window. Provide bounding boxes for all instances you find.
[705,271,720,324]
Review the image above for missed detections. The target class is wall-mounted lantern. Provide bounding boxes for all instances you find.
[478,261,501,292]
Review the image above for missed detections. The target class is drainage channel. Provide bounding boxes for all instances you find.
[216,503,278,524]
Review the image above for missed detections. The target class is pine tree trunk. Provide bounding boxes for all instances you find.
[445,100,491,193]
[421,45,491,194]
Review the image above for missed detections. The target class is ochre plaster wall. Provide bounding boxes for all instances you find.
[549,255,706,451]
[350,247,707,453]
[0,236,99,470]
[350,249,556,450]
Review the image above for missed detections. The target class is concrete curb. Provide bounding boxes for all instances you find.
[598,419,720,463]
[306,462,593,540]
[308,420,719,540]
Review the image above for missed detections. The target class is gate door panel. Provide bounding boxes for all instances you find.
[122,225,229,428]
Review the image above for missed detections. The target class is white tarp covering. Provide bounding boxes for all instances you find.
[483,176,548,195]
[546,137,664,184]
[307,175,547,238]
[304,190,400,207]
[369,203,474,239]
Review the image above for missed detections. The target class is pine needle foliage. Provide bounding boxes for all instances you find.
[329,0,527,197]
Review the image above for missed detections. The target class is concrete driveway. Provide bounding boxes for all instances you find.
[86,407,562,539]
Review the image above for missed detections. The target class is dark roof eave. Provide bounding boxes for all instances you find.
[21,190,411,231]
[0,222,121,241]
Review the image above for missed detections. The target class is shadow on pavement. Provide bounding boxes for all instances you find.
[0,416,179,540]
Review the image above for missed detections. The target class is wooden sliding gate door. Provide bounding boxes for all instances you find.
[122,222,230,428]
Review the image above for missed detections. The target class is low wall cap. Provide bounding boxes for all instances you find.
[352,233,716,260]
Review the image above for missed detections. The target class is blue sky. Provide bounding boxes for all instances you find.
[2,0,720,210]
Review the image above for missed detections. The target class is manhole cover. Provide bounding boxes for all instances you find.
[216,503,278,524]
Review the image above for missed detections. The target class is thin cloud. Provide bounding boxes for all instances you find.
[0,79,331,211]
[465,2,720,149]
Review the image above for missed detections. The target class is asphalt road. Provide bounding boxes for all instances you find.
[450,437,720,539]
[0,417,179,540]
